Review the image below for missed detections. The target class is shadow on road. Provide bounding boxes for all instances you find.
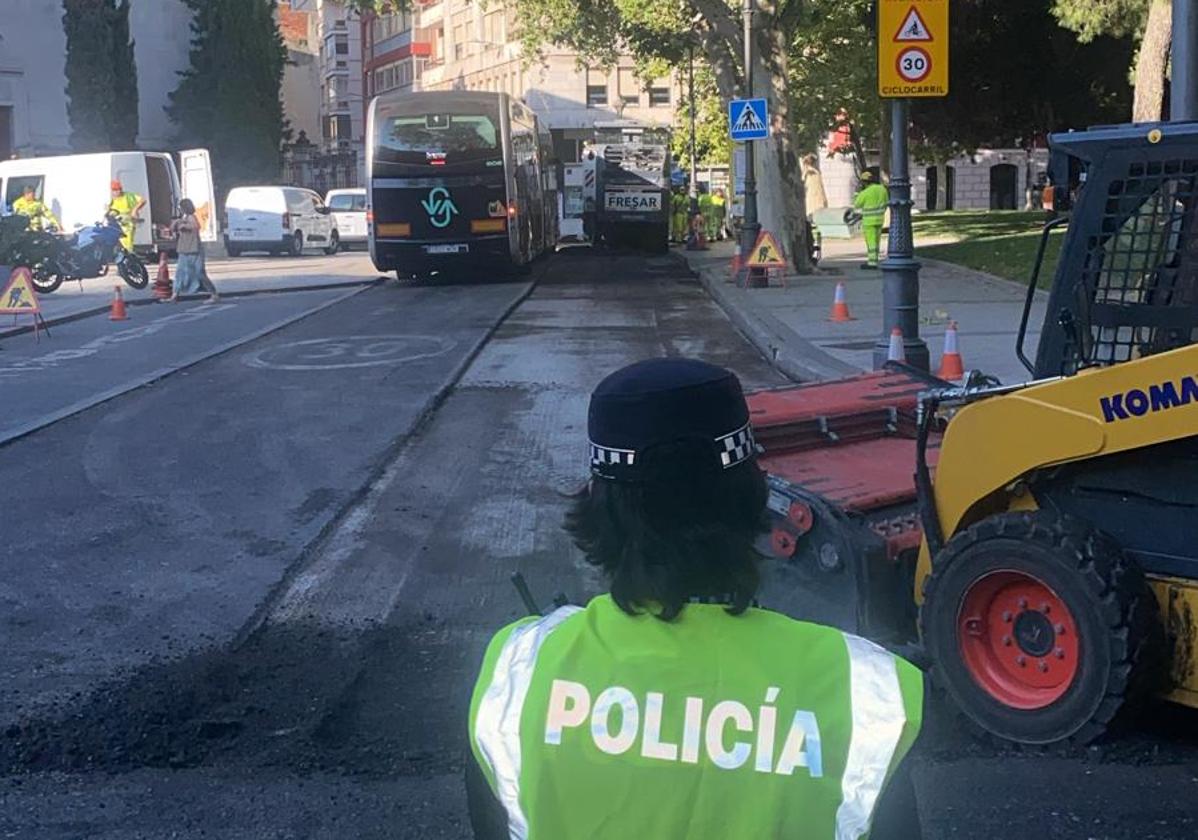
[0,616,471,780]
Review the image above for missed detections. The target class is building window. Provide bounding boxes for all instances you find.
[334,36,349,55]
[328,76,348,102]
[370,10,411,44]
[324,114,352,142]
[618,67,639,106]
[371,59,414,95]
[586,67,608,107]
[648,83,671,107]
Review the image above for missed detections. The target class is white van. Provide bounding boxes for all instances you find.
[223,186,338,257]
[324,187,366,249]
[0,150,216,255]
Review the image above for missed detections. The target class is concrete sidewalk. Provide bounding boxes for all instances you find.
[682,236,1048,385]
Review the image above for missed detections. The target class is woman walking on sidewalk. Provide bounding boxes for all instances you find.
[168,198,219,303]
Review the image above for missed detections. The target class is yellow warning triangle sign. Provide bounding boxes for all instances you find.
[0,266,42,314]
[894,6,932,41]
[747,230,787,268]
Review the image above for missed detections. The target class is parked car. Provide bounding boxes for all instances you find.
[223,186,337,257]
[0,149,217,256]
[324,188,367,250]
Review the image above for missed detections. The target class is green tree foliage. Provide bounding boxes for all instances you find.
[169,0,288,198]
[911,0,1134,161]
[1053,0,1147,41]
[1052,0,1170,120]
[788,0,876,162]
[672,60,731,168]
[62,0,139,152]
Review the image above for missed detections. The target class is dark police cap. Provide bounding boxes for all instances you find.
[588,357,758,480]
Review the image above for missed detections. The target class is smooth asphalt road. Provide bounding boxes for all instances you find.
[1,250,1196,840]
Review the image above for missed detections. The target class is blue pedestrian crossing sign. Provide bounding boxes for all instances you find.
[729,98,769,141]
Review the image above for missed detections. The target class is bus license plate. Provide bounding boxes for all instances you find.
[425,244,468,254]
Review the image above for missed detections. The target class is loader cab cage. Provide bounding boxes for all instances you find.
[1029,123,1198,379]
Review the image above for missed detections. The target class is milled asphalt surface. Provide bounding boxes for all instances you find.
[0,275,533,722]
[0,248,1196,839]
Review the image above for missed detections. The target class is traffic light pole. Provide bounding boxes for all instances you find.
[872,98,930,370]
[738,0,762,283]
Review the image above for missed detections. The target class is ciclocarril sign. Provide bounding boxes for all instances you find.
[878,0,949,98]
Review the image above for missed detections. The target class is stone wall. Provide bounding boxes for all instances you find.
[814,146,1050,212]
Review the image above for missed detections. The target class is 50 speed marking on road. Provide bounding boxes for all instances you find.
[243,335,456,371]
[896,47,931,82]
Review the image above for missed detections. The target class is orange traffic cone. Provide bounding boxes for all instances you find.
[938,321,965,380]
[828,282,854,322]
[152,251,173,300]
[887,327,905,363]
[109,285,128,321]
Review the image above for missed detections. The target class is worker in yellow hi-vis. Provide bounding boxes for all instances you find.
[106,179,146,253]
[853,168,888,270]
[13,184,59,232]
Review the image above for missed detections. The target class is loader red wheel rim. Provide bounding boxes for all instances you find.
[956,570,1080,710]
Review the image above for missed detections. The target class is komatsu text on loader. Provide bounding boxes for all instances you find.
[753,121,1198,745]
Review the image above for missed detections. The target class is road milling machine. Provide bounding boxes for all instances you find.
[753,121,1198,745]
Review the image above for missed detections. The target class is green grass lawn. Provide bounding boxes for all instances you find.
[912,210,1063,287]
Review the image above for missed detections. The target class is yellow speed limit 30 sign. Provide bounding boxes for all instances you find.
[878,0,948,97]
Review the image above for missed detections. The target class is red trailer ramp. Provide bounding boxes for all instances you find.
[748,366,944,643]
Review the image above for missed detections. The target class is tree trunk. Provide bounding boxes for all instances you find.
[698,4,808,271]
[755,22,810,272]
[936,161,949,212]
[1133,0,1172,121]
[847,122,868,173]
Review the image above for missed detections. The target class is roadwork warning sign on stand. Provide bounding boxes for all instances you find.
[0,266,50,339]
[747,231,787,269]
[878,0,949,97]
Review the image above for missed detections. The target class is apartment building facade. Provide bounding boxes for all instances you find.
[359,0,678,163]
[290,0,365,152]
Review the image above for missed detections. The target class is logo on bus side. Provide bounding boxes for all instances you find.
[421,187,459,229]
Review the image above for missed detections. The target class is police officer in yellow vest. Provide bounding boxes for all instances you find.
[467,357,924,839]
[13,184,59,232]
[107,179,146,253]
[853,168,889,269]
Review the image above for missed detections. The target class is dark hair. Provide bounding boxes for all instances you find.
[565,439,768,621]
[179,198,195,215]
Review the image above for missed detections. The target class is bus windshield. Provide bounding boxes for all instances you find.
[376,112,499,157]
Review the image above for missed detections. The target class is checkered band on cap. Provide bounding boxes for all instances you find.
[590,442,636,472]
[589,422,758,479]
[716,422,757,469]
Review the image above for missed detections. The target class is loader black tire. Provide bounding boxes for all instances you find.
[919,511,1158,746]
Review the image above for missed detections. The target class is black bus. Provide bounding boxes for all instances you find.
[366,90,558,278]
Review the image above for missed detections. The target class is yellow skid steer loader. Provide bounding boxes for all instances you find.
[754,121,1198,745]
